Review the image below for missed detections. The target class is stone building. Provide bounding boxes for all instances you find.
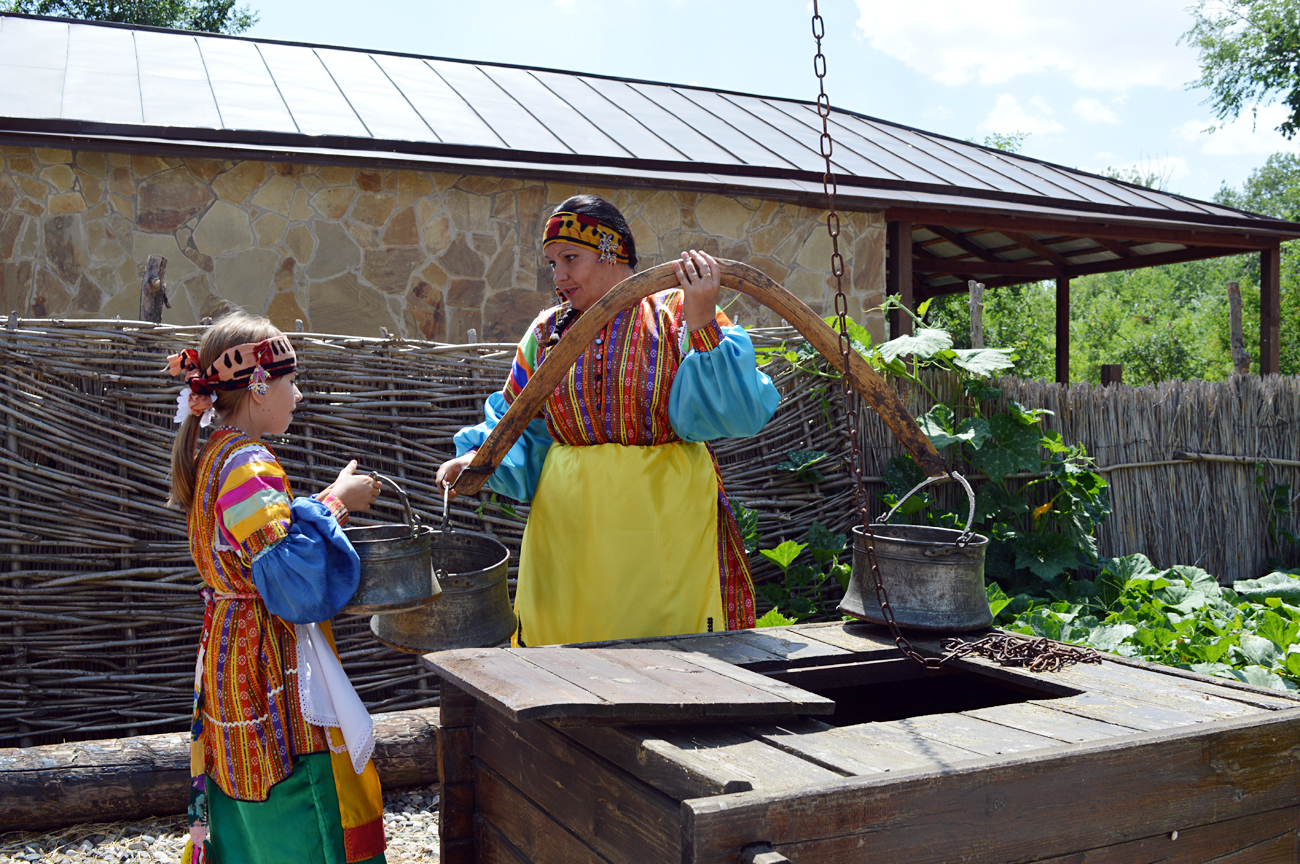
[1,12,1297,372]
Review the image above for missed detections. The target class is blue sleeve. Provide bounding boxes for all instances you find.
[251,497,361,624]
[452,390,553,503]
[669,324,780,442]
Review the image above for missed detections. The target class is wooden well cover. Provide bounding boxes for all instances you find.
[423,647,836,725]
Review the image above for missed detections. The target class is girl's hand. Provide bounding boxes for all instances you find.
[672,249,722,333]
[320,460,382,513]
[435,452,476,502]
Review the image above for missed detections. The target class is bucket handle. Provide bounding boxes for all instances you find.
[877,470,977,546]
[370,472,420,536]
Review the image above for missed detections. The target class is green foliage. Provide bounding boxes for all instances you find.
[1184,0,1300,139]
[474,492,522,522]
[992,555,1300,691]
[2,0,258,33]
[775,449,831,484]
[732,502,762,554]
[753,522,851,625]
[980,132,1028,154]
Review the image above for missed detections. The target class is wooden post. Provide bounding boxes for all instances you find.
[1055,273,1070,384]
[1259,247,1281,375]
[1227,281,1251,374]
[138,255,169,324]
[1100,365,1123,386]
[886,220,913,339]
[967,280,985,349]
[438,680,476,864]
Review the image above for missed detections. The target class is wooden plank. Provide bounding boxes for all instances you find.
[613,648,835,713]
[475,816,533,864]
[425,648,608,721]
[1063,660,1283,717]
[1048,691,1217,731]
[1024,805,1299,864]
[438,681,476,856]
[1102,652,1300,709]
[724,628,853,670]
[964,702,1139,743]
[786,622,902,659]
[883,713,1062,758]
[682,707,1300,864]
[475,759,612,864]
[655,633,790,668]
[475,707,683,864]
[555,723,844,802]
[751,718,983,777]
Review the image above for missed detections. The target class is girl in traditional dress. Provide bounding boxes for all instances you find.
[437,195,779,646]
[168,312,387,864]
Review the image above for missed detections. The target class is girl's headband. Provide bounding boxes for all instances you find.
[543,212,629,265]
[167,336,296,397]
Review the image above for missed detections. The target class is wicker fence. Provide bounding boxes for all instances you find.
[1,319,1297,747]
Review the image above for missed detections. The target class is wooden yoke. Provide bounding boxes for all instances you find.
[453,260,946,495]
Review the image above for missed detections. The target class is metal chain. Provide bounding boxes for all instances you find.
[810,2,1074,673]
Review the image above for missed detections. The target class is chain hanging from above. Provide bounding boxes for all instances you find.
[807,2,1099,674]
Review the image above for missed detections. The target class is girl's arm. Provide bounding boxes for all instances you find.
[668,319,780,442]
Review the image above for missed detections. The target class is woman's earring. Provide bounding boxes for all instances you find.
[248,364,270,397]
[598,233,619,264]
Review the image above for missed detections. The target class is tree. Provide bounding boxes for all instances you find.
[1184,0,1300,138]
[1,0,257,34]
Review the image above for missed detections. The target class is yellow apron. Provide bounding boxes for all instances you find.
[514,441,723,646]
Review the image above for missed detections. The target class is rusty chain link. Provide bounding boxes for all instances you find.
[810,2,1082,673]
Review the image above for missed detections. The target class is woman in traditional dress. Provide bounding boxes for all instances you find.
[436,195,779,646]
[168,312,387,864]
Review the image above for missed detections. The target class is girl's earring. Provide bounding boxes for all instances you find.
[248,364,270,397]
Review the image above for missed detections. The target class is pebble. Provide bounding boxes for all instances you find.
[0,785,441,863]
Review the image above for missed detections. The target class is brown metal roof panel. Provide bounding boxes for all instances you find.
[0,14,67,70]
[680,90,824,172]
[840,116,1005,191]
[916,138,1100,202]
[763,100,947,184]
[726,94,889,179]
[134,32,222,129]
[1017,162,1186,210]
[874,125,1057,199]
[197,38,298,133]
[427,59,570,153]
[371,55,500,147]
[581,77,740,165]
[314,48,435,142]
[478,66,630,159]
[536,72,685,161]
[631,83,792,167]
[60,24,141,124]
[255,42,368,138]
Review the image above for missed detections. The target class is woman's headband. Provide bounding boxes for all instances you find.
[167,336,297,397]
[543,212,629,264]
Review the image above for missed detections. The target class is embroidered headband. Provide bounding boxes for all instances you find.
[543,212,629,265]
[167,336,297,398]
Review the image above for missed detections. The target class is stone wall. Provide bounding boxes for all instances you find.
[0,144,886,344]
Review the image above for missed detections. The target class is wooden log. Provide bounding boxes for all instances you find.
[137,255,169,324]
[452,259,946,493]
[1100,364,1122,386]
[1055,273,1070,384]
[1260,246,1281,375]
[1228,280,1251,374]
[967,280,985,348]
[0,707,439,832]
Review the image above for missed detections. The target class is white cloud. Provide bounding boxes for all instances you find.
[1174,103,1300,156]
[554,0,576,12]
[853,0,1198,92]
[923,104,953,122]
[979,94,1064,137]
[1074,97,1119,125]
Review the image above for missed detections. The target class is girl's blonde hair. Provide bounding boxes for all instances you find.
[168,312,283,510]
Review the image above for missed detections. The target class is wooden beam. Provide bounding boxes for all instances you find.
[1094,237,1136,258]
[914,256,1057,280]
[886,220,913,338]
[884,207,1283,250]
[1006,231,1071,267]
[1056,274,1070,384]
[1261,245,1282,375]
[923,225,1001,263]
[1067,245,1245,278]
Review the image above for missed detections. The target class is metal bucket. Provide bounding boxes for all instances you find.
[838,472,993,632]
[342,475,442,615]
[370,529,514,653]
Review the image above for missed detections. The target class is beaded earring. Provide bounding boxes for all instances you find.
[248,363,270,397]
[597,232,620,264]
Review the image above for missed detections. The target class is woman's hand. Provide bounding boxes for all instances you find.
[435,451,476,502]
[672,249,722,333]
[319,460,382,513]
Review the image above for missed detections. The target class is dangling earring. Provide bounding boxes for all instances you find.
[598,232,619,264]
[248,364,270,397]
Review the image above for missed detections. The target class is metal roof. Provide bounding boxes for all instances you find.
[2,12,1297,296]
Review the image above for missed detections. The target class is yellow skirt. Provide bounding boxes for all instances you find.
[513,441,723,647]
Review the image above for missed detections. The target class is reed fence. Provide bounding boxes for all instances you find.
[1,319,1296,747]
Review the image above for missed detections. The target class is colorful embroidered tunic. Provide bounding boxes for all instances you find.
[454,289,779,645]
[186,429,385,863]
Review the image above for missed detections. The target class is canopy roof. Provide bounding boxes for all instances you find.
[1,11,1298,301]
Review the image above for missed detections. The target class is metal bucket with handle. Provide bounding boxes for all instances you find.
[839,472,992,632]
[342,474,442,614]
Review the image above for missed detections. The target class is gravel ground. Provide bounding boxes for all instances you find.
[0,785,440,863]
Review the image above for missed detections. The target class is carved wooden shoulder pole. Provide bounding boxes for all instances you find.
[453,260,945,495]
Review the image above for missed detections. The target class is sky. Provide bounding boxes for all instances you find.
[243,0,1297,203]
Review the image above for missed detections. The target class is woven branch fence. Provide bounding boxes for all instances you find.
[1,319,1297,747]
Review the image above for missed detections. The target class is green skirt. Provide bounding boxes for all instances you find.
[208,752,386,864]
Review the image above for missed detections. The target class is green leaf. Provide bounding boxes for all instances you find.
[883,455,927,499]
[985,582,1013,619]
[1234,572,1300,605]
[962,379,1002,402]
[956,417,994,450]
[916,297,934,317]
[1231,665,1296,691]
[758,540,807,573]
[876,328,953,363]
[807,521,847,567]
[1255,610,1300,652]
[949,347,1016,376]
[830,562,852,592]
[756,608,797,628]
[733,503,762,554]
[1007,400,1054,426]
[968,413,1043,480]
[776,449,829,474]
[1101,553,1160,583]
[1012,532,1085,581]
[1235,633,1282,667]
[1085,622,1138,652]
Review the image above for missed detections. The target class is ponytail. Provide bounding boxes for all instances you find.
[167,414,202,511]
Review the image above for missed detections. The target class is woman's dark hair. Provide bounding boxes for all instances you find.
[548,195,638,344]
